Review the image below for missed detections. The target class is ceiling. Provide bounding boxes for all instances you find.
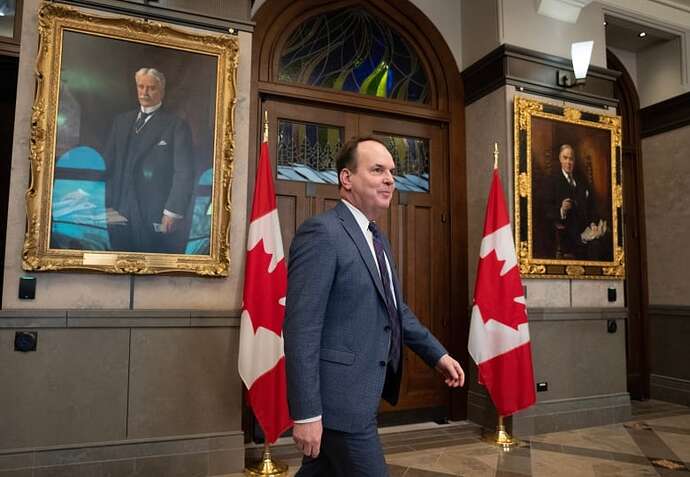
[605,15,679,52]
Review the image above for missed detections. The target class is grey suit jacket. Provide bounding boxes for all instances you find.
[284,201,447,433]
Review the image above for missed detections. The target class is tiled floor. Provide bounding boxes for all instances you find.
[237,400,690,476]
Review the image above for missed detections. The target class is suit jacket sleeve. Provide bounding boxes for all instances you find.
[400,301,447,368]
[164,118,195,216]
[283,218,337,421]
[384,234,447,368]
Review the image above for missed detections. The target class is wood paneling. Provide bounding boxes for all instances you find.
[640,91,690,138]
[608,49,650,400]
[462,44,620,108]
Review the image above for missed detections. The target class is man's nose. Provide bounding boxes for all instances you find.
[383,171,394,184]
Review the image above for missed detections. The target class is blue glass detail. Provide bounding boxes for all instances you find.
[199,168,213,186]
[185,195,212,255]
[56,146,106,171]
[279,8,429,103]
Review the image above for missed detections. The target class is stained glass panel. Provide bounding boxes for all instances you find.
[277,119,343,184]
[277,120,430,193]
[0,0,16,39]
[380,135,430,193]
[279,8,429,104]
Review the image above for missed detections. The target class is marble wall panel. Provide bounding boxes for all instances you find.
[127,328,241,438]
[0,329,129,449]
[641,126,690,306]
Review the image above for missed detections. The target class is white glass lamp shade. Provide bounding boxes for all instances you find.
[571,41,593,80]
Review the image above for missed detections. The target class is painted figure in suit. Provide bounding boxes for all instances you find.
[284,137,465,476]
[103,67,194,254]
[545,144,606,259]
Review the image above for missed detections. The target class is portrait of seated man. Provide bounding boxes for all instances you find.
[544,144,608,260]
[103,67,195,254]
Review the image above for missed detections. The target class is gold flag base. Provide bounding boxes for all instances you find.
[245,444,288,477]
[483,416,519,450]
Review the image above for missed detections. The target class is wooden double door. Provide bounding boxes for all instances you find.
[265,99,453,418]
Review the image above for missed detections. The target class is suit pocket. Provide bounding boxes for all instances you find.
[320,348,355,365]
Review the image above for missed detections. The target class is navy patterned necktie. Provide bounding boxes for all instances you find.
[368,221,401,372]
[134,112,151,134]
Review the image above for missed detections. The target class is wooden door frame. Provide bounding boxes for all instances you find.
[249,0,467,431]
[607,49,650,400]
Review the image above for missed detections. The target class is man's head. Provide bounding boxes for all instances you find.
[337,137,396,220]
[558,144,575,174]
[135,68,166,108]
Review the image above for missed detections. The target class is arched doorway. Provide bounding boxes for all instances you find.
[250,0,468,430]
[607,49,649,400]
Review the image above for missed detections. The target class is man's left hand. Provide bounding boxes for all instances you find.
[435,354,465,388]
[160,214,178,234]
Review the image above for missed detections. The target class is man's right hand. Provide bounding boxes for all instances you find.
[293,420,323,458]
[560,198,573,219]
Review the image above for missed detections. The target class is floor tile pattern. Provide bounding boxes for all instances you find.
[236,400,690,476]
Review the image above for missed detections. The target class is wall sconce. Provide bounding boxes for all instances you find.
[556,40,593,87]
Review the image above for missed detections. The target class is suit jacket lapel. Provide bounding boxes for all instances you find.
[132,111,169,163]
[379,229,404,317]
[335,202,387,304]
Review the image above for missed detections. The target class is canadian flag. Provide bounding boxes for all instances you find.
[468,167,536,417]
[238,141,293,443]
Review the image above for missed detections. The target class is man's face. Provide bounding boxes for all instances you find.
[559,147,575,174]
[341,140,396,220]
[136,74,164,108]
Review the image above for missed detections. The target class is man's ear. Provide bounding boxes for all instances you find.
[340,168,352,190]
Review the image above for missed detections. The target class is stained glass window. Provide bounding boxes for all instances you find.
[184,169,213,255]
[279,8,429,104]
[276,120,430,193]
[277,120,343,184]
[0,0,16,39]
[380,135,430,193]
[51,146,110,250]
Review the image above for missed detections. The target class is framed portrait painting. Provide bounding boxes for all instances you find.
[22,3,238,276]
[513,96,625,279]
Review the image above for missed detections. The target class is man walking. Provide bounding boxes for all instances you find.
[284,137,465,476]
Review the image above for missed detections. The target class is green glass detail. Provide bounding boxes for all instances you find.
[279,8,429,103]
[380,134,430,193]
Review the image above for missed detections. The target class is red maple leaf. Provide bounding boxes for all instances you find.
[474,249,526,330]
[243,240,287,336]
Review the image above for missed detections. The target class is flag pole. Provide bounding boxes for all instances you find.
[493,142,499,170]
[484,142,518,450]
[489,415,517,449]
[263,110,269,143]
[245,442,288,476]
[244,109,289,477]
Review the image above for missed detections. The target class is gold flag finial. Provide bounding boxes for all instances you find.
[263,110,269,143]
[493,142,499,170]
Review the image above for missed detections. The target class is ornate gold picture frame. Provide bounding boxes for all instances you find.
[513,96,624,279]
[23,3,238,276]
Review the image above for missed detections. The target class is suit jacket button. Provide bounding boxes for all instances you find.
[384,325,391,332]
[379,361,386,367]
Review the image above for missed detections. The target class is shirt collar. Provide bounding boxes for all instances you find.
[341,199,371,236]
[140,103,162,115]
